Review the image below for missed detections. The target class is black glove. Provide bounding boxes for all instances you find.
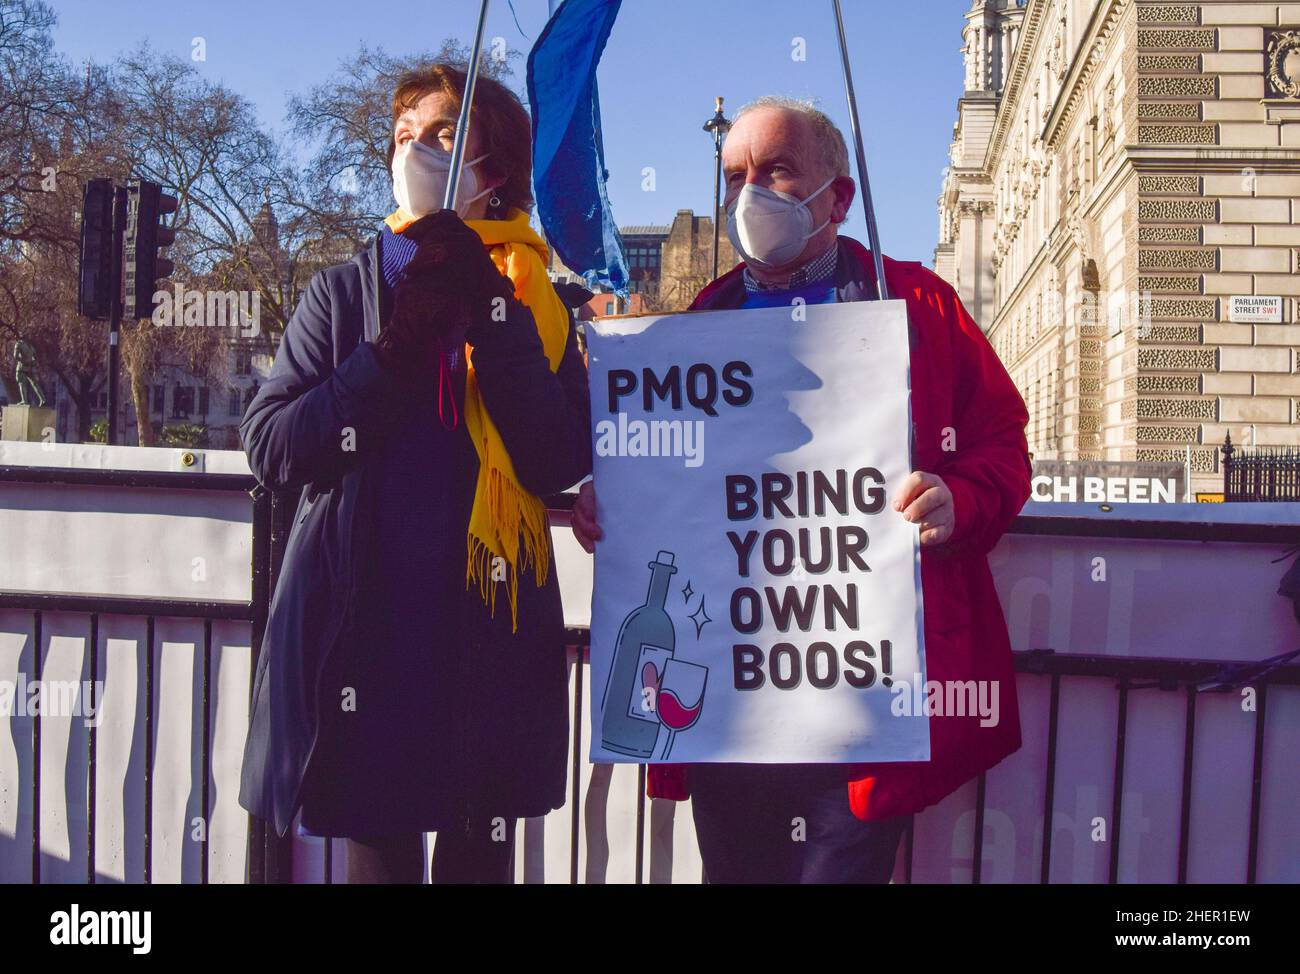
[372,275,460,379]
[374,210,517,378]
[401,209,515,305]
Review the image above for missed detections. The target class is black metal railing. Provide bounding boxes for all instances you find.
[2,466,1299,884]
[0,464,297,884]
[1223,433,1300,502]
[552,638,1300,886]
[0,464,566,885]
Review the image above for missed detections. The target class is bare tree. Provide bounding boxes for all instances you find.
[0,1,125,437]
[0,0,74,249]
[106,43,297,439]
[2,17,524,445]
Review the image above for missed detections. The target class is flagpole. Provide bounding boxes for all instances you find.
[445,0,493,212]
[831,0,888,301]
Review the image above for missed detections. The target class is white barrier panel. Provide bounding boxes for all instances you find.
[0,442,252,603]
[975,505,1300,884]
[1,447,1296,883]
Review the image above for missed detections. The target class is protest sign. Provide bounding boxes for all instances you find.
[585,299,929,763]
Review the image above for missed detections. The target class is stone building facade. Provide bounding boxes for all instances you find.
[936,0,1300,492]
[549,209,737,314]
[656,209,738,312]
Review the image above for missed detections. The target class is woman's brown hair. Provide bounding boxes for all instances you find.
[386,62,533,217]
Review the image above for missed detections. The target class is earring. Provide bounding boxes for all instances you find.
[489,193,502,209]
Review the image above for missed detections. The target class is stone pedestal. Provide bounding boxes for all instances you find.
[1,404,56,442]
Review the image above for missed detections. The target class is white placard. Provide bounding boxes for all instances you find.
[585,300,929,764]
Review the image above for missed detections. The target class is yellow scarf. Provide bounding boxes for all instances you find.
[383,206,569,632]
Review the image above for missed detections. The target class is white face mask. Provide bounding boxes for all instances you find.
[725,175,836,268]
[391,139,492,219]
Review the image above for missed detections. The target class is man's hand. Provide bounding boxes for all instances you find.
[571,481,601,553]
[891,471,955,547]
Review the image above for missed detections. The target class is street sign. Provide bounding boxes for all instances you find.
[1228,295,1283,324]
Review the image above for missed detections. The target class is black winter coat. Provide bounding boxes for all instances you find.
[236,233,592,838]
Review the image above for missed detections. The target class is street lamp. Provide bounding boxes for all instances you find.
[702,96,731,281]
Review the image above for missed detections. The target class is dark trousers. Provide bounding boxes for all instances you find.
[689,764,910,884]
[343,817,516,884]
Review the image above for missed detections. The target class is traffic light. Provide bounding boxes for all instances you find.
[77,178,116,320]
[123,179,178,320]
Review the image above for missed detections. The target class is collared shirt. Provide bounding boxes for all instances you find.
[741,241,839,294]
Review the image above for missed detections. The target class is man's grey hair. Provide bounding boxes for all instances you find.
[732,95,851,181]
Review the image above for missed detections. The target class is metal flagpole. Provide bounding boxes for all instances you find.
[444,0,493,212]
[831,0,888,301]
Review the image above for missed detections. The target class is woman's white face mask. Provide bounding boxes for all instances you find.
[391,138,492,219]
[725,175,836,268]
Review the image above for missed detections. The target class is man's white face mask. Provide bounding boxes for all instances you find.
[725,175,836,268]
[391,138,492,219]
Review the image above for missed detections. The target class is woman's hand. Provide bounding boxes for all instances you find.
[375,280,459,379]
[375,210,513,377]
[403,209,515,309]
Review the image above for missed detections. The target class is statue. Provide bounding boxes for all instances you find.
[13,340,47,407]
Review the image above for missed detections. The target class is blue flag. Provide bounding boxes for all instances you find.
[527,0,628,297]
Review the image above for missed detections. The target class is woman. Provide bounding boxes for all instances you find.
[237,63,592,883]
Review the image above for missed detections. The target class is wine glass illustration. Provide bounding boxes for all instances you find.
[654,658,707,759]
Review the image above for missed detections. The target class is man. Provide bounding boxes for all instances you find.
[572,96,1031,883]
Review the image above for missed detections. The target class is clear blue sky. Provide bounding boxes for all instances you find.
[51,0,968,266]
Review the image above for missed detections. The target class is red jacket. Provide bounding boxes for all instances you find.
[645,236,1032,821]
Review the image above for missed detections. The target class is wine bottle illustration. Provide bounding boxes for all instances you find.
[601,550,678,758]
